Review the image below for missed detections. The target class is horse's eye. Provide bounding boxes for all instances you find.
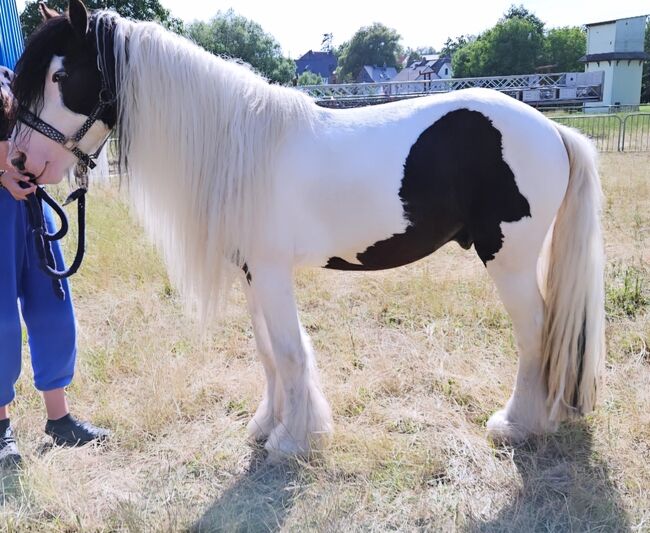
[52,70,68,83]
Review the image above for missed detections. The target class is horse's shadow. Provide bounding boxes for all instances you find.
[473,421,630,532]
[191,447,305,533]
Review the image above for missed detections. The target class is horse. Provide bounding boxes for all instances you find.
[10,0,605,461]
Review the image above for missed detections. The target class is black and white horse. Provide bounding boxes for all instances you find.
[10,0,605,460]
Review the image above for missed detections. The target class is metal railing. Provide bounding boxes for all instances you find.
[553,115,623,152]
[300,71,604,106]
[552,113,650,152]
[621,113,650,152]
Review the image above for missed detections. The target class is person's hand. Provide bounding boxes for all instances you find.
[0,169,37,200]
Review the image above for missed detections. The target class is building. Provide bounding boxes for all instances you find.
[391,56,453,94]
[0,0,24,70]
[356,65,398,83]
[580,15,649,109]
[295,50,337,84]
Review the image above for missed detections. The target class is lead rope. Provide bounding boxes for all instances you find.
[21,161,89,298]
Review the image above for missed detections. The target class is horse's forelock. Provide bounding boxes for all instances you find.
[12,16,77,113]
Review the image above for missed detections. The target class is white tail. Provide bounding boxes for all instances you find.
[542,124,606,422]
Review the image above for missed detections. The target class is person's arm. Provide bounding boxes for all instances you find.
[0,141,36,200]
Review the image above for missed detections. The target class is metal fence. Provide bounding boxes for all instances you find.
[552,113,650,152]
[302,71,604,107]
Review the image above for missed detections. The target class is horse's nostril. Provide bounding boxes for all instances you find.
[11,151,26,171]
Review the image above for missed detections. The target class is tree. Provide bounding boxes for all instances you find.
[336,23,403,82]
[501,4,545,34]
[642,18,650,103]
[543,27,586,71]
[452,16,544,77]
[440,35,474,58]
[297,72,323,86]
[20,0,183,37]
[187,10,295,85]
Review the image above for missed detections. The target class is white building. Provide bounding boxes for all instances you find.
[581,15,649,109]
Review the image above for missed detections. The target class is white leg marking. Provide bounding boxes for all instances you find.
[485,228,557,444]
[242,278,280,442]
[248,265,333,460]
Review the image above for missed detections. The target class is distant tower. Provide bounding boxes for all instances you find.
[581,15,649,109]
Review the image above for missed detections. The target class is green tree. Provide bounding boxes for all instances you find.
[642,18,649,103]
[452,16,544,77]
[187,10,295,85]
[336,23,403,82]
[502,4,545,34]
[440,35,474,58]
[20,0,183,37]
[297,71,323,86]
[543,26,586,71]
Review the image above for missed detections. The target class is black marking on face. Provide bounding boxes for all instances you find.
[12,13,118,129]
[325,109,531,271]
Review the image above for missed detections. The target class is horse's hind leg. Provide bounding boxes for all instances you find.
[481,229,556,443]
[247,264,333,460]
[242,277,282,443]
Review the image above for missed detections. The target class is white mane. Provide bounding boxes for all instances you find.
[104,14,316,319]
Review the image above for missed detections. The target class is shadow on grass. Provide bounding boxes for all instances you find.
[473,421,630,532]
[191,447,306,533]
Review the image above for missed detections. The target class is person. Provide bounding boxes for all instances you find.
[0,66,109,467]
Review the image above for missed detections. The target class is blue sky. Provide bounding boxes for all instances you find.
[16,0,650,58]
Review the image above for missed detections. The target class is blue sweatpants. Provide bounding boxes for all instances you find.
[0,188,76,407]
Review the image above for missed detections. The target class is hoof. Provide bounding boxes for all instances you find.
[486,409,530,445]
[264,425,331,463]
[246,413,276,444]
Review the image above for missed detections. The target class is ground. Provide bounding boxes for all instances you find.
[1,152,648,532]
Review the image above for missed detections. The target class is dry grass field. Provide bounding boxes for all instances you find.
[1,152,648,532]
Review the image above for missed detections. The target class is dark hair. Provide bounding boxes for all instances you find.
[12,16,76,115]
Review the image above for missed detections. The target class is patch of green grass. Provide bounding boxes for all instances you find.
[606,263,649,319]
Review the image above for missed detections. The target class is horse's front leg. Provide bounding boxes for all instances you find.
[242,276,282,443]
[247,264,333,460]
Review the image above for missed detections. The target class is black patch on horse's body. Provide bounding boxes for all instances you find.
[325,109,531,271]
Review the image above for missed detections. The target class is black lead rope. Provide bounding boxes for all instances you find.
[20,180,87,300]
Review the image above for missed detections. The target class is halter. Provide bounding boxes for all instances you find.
[14,63,114,290]
[17,84,114,171]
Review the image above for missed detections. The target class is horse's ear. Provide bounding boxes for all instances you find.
[68,0,88,38]
[38,2,60,20]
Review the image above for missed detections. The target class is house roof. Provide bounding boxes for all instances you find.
[295,50,337,79]
[392,56,450,82]
[585,15,648,27]
[579,51,649,62]
[361,65,398,82]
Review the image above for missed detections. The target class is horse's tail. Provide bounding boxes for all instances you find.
[541,123,605,422]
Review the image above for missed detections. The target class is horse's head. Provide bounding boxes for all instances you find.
[11,0,117,183]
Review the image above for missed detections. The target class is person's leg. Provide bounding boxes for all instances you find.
[20,203,108,446]
[20,206,77,399]
[0,192,26,464]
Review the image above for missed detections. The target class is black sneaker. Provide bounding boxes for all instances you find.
[0,419,21,466]
[45,414,110,447]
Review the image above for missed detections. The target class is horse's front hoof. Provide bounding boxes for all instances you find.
[486,409,531,445]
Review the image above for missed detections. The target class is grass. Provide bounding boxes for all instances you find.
[1,153,649,531]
